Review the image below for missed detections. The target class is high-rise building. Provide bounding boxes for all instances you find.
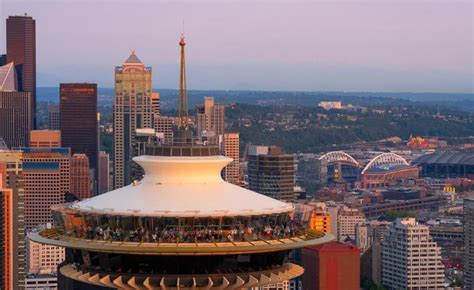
[113,51,153,189]
[0,91,31,148]
[0,150,26,289]
[465,196,474,289]
[355,223,369,252]
[154,115,174,144]
[151,92,160,115]
[21,147,70,232]
[195,96,224,144]
[98,151,110,195]
[223,132,239,184]
[29,130,61,148]
[6,15,36,128]
[302,241,360,290]
[336,207,365,242]
[47,104,60,130]
[382,218,446,289]
[70,154,92,200]
[60,83,98,184]
[0,62,18,91]
[248,145,295,202]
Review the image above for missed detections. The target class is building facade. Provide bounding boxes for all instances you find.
[22,147,70,231]
[195,96,224,145]
[151,92,160,115]
[0,62,18,91]
[302,241,360,290]
[29,130,61,148]
[248,145,295,202]
[0,150,26,289]
[113,52,153,188]
[26,237,64,275]
[223,132,240,184]
[337,207,365,242]
[60,83,98,184]
[465,197,474,289]
[0,91,31,148]
[47,104,60,130]
[70,154,92,200]
[6,15,36,128]
[25,274,58,290]
[154,115,173,144]
[381,218,446,289]
[98,151,110,195]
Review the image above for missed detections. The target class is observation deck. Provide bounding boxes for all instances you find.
[31,153,333,289]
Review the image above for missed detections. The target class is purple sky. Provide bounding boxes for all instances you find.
[1,0,473,93]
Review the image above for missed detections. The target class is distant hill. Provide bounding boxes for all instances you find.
[37,87,474,112]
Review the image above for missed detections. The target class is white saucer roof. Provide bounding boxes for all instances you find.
[71,155,294,217]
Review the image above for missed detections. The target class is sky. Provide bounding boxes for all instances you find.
[1,0,473,93]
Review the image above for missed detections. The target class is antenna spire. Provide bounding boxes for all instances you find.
[178,34,189,130]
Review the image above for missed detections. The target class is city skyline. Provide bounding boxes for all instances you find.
[1,0,472,93]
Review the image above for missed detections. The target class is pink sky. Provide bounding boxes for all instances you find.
[1,0,473,92]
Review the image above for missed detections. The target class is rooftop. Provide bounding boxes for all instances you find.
[124,51,143,64]
[413,150,474,165]
[71,155,294,217]
[305,241,359,253]
[365,163,411,173]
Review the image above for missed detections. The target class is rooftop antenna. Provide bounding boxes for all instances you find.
[178,33,189,130]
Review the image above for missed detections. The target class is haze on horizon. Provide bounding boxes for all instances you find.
[1,0,473,93]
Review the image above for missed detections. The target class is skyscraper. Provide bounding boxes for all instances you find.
[113,51,153,188]
[0,150,26,289]
[6,15,36,128]
[60,83,98,185]
[21,147,70,231]
[223,132,240,184]
[465,196,474,289]
[0,91,32,148]
[248,145,295,202]
[70,153,92,200]
[195,96,224,144]
[47,104,60,130]
[98,151,110,195]
[382,218,446,289]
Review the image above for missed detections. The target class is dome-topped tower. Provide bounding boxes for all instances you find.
[30,36,333,289]
[30,154,333,289]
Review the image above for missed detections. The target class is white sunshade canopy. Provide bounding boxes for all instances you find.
[72,155,294,217]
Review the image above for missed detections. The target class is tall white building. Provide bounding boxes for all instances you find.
[465,197,474,289]
[382,218,446,289]
[195,96,224,145]
[223,132,239,184]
